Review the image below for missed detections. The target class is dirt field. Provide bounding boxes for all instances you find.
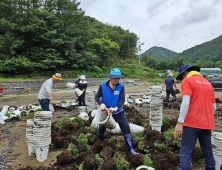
[0,83,222,169]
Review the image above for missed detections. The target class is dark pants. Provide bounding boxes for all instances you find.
[98,111,131,135]
[38,99,50,111]
[166,89,175,97]
[178,126,215,170]
[78,91,85,106]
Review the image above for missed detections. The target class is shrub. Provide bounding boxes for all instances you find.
[143,155,153,167]
[54,116,72,131]
[163,116,169,124]
[108,137,124,146]
[76,161,84,170]
[68,143,78,157]
[61,100,67,103]
[164,127,182,148]
[72,117,85,127]
[154,143,166,150]
[116,160,130,170]
[72,133,88,145]
[132,132,146,144]
[85,127,97,134]
[95,154,103,170]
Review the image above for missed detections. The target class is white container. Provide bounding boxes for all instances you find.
[75,88,83,96]
[27,142,35,156]
[135,165,155,170]
[8,107,15,113]
[95,110,116,129]
[91,110,99,118]
[66,82,76,88]
[0,112,5,124]
[129,123,144,133]
[18,105,26,110]
[151,126,161,132]
[35,111,52,117]
[90,118,99,129]
[49,104,54,112]
[78,106,87,113]
[1,106,10,114]
[213,151,222,170]
[107,123,122,134]
[79,112,89,121]
[35,145,49,162]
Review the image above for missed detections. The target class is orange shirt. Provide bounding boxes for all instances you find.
[181,75,215,130]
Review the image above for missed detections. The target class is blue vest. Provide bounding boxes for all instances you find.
[102,81,123,114]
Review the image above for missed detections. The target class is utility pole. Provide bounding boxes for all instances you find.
[137,42,144,66]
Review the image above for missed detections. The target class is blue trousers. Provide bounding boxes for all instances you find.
[97,111,131,135]
[178,126,215,170]
[38,99,50,111]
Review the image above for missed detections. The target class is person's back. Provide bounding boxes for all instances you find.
[165,76,174,90]
[181,75,215,130]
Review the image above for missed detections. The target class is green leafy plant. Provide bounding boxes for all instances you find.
[138,141,145,151]
[54,116,72,131]
[49,143,55,150]
[163,116,169,124]
[5,113,10,118]
[132,132,146,144]
[61,100,67,103]
[108,137,124,146]
[154,143,166,150]
[125,112,128,116]
[72,133,88,145]
[10,113,15,115]
[87,145,92,153]
[116,160,129,170]
[144,149,150,155]
[76,161,84,170]
[164,127,182,148]
[21,112,28,117]
[72,117,85,127]
[68,143,78,157]
[34,108,43,112]
[143,155,153,167]
[95,154,103,170]
[129,118,134,122]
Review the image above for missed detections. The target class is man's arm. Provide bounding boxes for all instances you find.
[47,92,55,105]
[95,84,103,105]
[162,83,166,90]
[116,86,125,110]
[173,83,177,89]
[174,95,190,138]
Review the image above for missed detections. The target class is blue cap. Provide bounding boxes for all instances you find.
[176,64,200,80]
[107,68,124,78]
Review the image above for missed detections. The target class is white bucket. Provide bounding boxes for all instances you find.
[90,118,99,129]
[35,111,52,117]
[79,112,89,121]
[107,123,122,134]
[135,165,155,170]
[213,151,222,170]
[78,106,87,113]
[66,82,76,88]
[1,106,10,114]
[0,112,5,124]
[35,145,49,162]
[129,123,144,133]
[27,142,36,156]
[75,88,83,97]
[95,110,116,129]
[91,110,99,118]
[151,126,161,132]
[18,105,26,110]
[49,104,54,112]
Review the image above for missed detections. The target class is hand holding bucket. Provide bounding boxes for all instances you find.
[75,88,83,97]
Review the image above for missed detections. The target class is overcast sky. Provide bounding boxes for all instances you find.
[79,0,222,53]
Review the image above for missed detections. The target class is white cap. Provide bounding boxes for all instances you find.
[80,75,86,79]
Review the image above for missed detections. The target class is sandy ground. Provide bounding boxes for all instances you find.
[0,83,222,169]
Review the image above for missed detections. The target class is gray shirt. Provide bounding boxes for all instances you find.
[38,78,54,99]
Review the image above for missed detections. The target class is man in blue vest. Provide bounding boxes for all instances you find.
[95,68,139,156]
[162,72,177,105]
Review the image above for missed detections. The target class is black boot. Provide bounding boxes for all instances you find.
[124,134,139,156]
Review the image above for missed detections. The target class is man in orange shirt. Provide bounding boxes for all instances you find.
[174,64,216,170]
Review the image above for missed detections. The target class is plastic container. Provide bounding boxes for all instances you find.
[213,151,222,170]
[129,123,144,133]
[79,112,89,121]
[27,142,36,157]
[135,165,155,170]
[107,123,122,134]
[1,106,10,114]
[75,88,83,96]
[91,110,99,118]
[35,145,49,162]
[49,104,54,112]
[66,82,76,88]
[0,112,5,124]
[95,110,116,129]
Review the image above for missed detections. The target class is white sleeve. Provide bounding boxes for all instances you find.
[213,103,216,114]
[178,95,190,123]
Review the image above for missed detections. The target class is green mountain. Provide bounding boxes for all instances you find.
[142,46,178,60]
[178,35,222,63]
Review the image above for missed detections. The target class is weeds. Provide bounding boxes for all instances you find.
[108,137,124,146]
[95,154,103,170]
[163,116,169,124]
[154,143,166,150]
[116,160,129,170]
[72,133,88,145]
[72,117,85,127]
[68,143,78,157]
[164,127,182,148]
[54,116,72,131]
[143,155,153,167]
[76,161,84,170]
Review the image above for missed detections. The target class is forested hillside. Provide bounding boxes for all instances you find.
[0,0,139,75]
[142,46,178,60]
[178,35,222,63]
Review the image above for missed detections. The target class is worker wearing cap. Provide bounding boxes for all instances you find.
[162,72,177,105]
[95,68,139,156]
[75,75,87,106]
[174,64,216,170]
[38,73,62,111]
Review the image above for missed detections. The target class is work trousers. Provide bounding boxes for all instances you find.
[38,99,50,111]
[178,126,215,170]
[78,91,86,106]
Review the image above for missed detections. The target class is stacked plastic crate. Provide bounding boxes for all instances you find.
[150,86,163,132]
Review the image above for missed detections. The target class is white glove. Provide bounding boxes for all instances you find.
[100,104,106,111]
[109,107,118,113]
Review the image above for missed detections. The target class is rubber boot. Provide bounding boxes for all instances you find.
[97,134,103,141]
[173,96,177,103]
[205,166,215,170]
[124,134,139,156]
